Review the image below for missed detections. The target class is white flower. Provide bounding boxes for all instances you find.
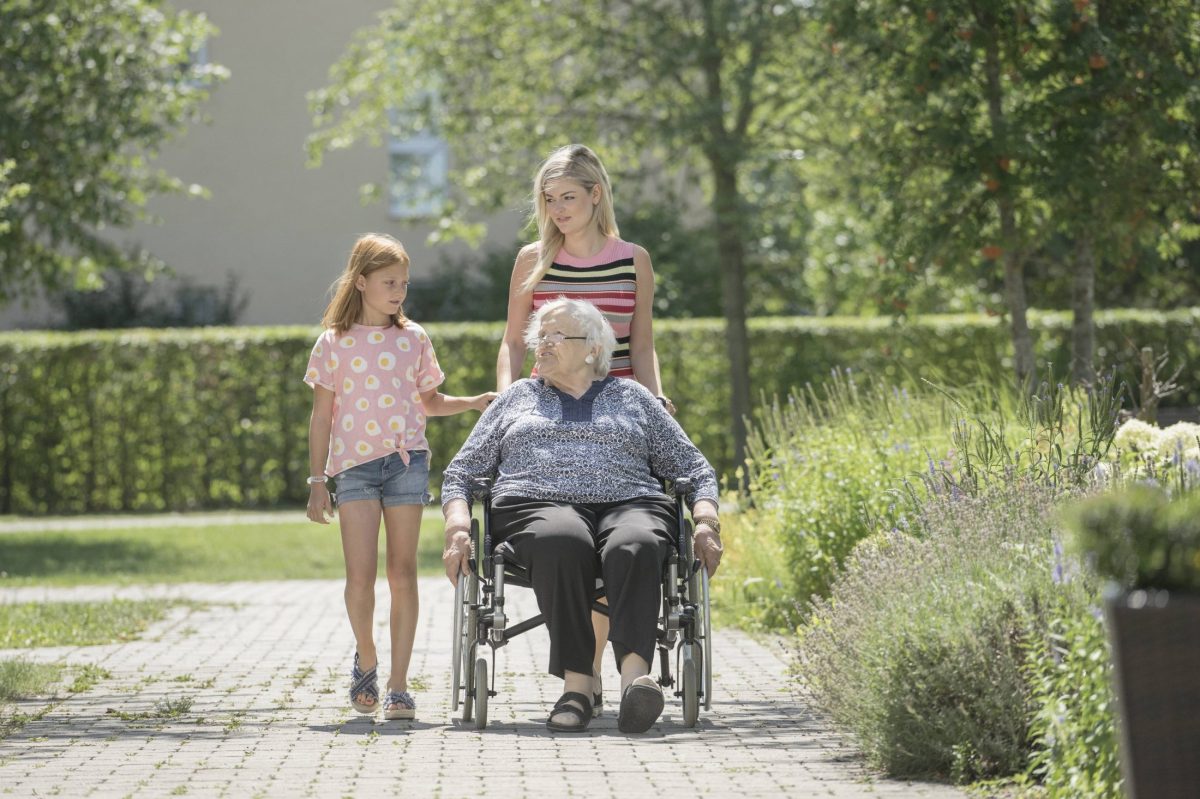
[1113,419,1161,454]
[1158,422,1200,461]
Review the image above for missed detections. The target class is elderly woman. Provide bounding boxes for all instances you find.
[441,297,722,733]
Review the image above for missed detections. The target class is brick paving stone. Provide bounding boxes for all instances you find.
[1,578,969,798]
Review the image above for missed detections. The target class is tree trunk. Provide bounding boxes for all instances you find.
[983,25,1035,386]
[709,155,752,485]
[1070,235,1096,385]
[1000,217,1035,387]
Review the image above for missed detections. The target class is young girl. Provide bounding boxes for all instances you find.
[495,144,673,716]
[305,233,495,720]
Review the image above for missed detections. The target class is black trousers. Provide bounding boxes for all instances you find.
[489,494,677,679]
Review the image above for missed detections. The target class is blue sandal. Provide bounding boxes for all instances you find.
[349,653,379,714]
[383,689,416,720]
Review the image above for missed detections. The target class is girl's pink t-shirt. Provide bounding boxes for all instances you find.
[304,322,445,476]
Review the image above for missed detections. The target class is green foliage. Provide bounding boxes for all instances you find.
[52,268,250,329]
[0,658,61,702]
[741,372,954,620]
[0,514,447,586]
[0,309,1194,513]
[404,244,517,322]
[1024,602,1123,799]
[818,0,1200,295]
[0,599,179,648]
[1066,484,1200,592]
[798,483,1094,781]
[0,0,226,302]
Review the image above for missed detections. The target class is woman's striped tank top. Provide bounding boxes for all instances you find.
[531,237,638,379]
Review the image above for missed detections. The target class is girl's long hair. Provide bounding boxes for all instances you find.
[521,144,619,293]
[321,233,410,333]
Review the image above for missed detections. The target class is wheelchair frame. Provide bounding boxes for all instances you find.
[449,477,713,730]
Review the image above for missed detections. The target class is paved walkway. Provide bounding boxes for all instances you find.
[0,579,967,798]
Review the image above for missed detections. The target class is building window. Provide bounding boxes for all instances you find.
[388,131,447,220]
[184,39,211,89]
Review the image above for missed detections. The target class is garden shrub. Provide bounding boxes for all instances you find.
[796,482,1097,782]
[1024,600,1123,799]
[0,308,1192,513]
[735,372,955,624]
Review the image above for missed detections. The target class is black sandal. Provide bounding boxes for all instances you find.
[545,691,593,732]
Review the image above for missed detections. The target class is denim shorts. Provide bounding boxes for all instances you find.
[332,450,432,507]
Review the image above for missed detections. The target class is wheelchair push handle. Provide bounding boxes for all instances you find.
[671,477,694,498]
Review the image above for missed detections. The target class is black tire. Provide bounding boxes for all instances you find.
[462,576,479,722]
[451,578,464,711]
[701,569,713,711]
[474,657,489,730]
[681,644,699,728]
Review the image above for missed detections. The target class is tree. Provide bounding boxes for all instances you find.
[0,0,225,303]
[822,1,1064,385]
[821,1,1200,386]
[308,0,821,479]
[1031,0,1200,383]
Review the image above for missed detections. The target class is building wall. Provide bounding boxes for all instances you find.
[0,0,522,329]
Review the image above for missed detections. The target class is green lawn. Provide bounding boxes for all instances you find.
[0,510,448,586]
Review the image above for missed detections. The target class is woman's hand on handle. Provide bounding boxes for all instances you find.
[694,523,722,577]
[442,499,474,585]
[442,528,472,586]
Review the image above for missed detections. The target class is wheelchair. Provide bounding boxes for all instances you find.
[449,476,713,730]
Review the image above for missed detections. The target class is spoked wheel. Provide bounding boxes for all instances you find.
[473,657,489,730]
[701,569,713,711]
[450,578,464,711]
[680,643,700,728]
[461,577,479,722]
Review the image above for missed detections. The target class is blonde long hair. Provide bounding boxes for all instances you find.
[522,144,620,293]
[321,233,410,333]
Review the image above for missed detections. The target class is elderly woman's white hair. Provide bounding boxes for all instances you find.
[525,297,617,377]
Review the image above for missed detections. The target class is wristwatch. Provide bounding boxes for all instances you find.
[693,516,721,535]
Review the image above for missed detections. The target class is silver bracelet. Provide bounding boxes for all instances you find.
[306,476,328,485]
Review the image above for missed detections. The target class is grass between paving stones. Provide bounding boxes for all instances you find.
[0,658,61,702]
[0,599,193,648]
[0,509,447,586]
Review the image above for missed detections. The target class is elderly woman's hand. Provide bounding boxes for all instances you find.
[442,499,474,585]
[694,523,723,577]
[443,528,472,586]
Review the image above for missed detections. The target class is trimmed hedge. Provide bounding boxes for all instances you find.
[0,309,1195,514]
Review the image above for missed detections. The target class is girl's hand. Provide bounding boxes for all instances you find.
[307,485,333,524]
[472,392,499,412]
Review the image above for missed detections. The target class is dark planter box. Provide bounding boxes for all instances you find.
[1105,588,1200,799]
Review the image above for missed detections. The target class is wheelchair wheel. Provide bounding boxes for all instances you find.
[680,642,700,728]
[473,656,489,730]
[461,577,479,722]
[450,578,464,711]
[701,569,713,711]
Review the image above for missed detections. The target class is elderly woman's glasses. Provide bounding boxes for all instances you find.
[536,332,587,346]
